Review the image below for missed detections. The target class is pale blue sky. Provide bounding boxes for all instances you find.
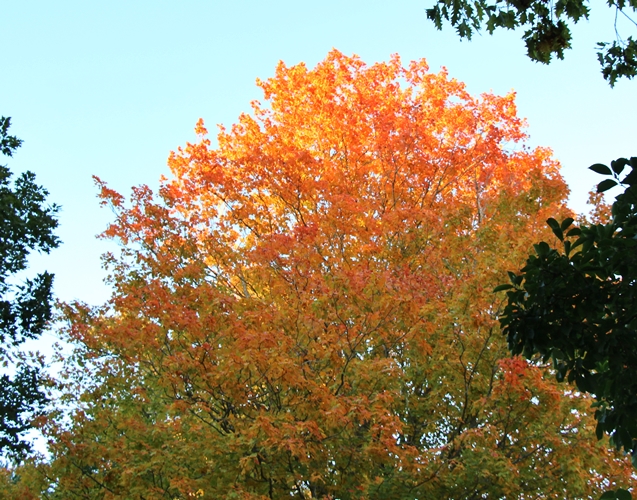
[2,1,635,310]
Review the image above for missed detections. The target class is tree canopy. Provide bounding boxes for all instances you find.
[0,117,59,458]
[426,0,637,86]
[499,157,637,464]
[8,52,635,498]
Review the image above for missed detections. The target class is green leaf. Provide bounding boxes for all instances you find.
[566,227,581,237]
[597,179,618,193]
[622,168,637,186]
[596,422,605,440]
[493,284,514,292]
[546,217,560,231]
[600,491,618,499]
[611,158,628,175]
[507,270,524,286]
[533,241,551,256]
[560,217,574,231]
[590,163,613,176]
[616,489,632,500]
[546,218,563,240]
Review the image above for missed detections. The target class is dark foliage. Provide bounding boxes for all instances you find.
[498,156,637,462]
[0,117,59,457]
[426,0,637,86]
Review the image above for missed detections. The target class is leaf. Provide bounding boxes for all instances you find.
[611,158,628,175]
[507,271,524,286]
[493,284,514,292]
[616,489,633,500]
[546,218,563,240]
[546,218,560,231]
[564,240,571,255]
[533,241,551,256]
[600,492,619,500]
[590,163,613,176]
[597,179,618,193]
[621,168,637,187]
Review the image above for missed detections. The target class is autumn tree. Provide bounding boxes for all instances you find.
[21,51,635,498]
[0,117,59,458]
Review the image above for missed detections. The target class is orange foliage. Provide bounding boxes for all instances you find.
[586,189,613,224]
[28,51,634,498]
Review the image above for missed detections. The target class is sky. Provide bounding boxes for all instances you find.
[1,0,636,316]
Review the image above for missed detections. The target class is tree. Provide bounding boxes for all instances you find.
[498,157,637,465]
[23,51,634,498]
[425,0,637,86]
[0,117,59,458]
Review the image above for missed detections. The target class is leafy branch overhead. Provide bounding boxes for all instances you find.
[498,156,637,466]
[426,0,637,85]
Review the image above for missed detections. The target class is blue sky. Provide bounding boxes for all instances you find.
[2,1,635,311]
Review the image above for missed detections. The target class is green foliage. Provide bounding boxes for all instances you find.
[0,118,23,157]
[498,156,637,462]
[426,0,637,86]
[601,488,634,500]
[597,37,637,86]
[0,117,59,458]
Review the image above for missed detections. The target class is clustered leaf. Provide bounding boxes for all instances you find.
[426,0,637,85]
[0,117,59,458]
[499,156,637,463]
[0,117,23,158]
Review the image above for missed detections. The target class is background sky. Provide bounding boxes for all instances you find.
[1,1,635,321]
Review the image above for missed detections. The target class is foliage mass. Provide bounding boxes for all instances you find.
[0,116,59,458]
[6,53,634,498]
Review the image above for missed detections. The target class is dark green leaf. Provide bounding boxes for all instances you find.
[596,422,604,440]
[507,271,520,285]
[590,163,613,176]
[597,179,618,193]
[564,240,571,255]
[600,492,618,500]
[611,158,628,175]
[600,491,618,499]
[493,284,514,292]
[546,218,563,240]
[616,489,632,500]
[546,218,560,231]
[533,241,551,256]
[622,168,637,186]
